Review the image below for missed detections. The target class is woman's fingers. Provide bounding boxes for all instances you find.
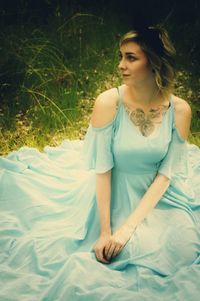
[105,242,120,260]
[104,239,125,259]
[93,232,127,263]
[104,241,112,258]
[112,244,123,258]
[104,237,124,260]
[95,248,110,264]
[93,235,112,264]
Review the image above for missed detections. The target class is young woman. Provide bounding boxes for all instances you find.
[0,26,199,301]
[89,26,195,264]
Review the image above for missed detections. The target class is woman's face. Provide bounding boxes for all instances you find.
[118,41,153,86]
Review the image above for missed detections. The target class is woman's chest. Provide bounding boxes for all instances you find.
[112,110,172,173]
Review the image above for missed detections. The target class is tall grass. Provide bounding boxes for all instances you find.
[0,13,121,154]
[0,11,199,155]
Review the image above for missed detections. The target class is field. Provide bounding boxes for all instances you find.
[0,3,199,155]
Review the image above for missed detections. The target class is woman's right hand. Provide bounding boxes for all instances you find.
[93,233,112,264]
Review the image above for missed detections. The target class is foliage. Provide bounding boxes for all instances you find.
[0,6,199,155]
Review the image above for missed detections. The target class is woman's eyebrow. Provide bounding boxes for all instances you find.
[125,52,137,55]
[119,51,138,56]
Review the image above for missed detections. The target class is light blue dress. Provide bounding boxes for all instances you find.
[0,86,200,300]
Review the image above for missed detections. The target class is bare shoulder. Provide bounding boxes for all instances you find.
[173,95,192,116]
[91,87,120,127]
[172,95,192,139]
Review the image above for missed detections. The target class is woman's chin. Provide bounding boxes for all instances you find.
[122,78,133,87]
[122,76,131,84]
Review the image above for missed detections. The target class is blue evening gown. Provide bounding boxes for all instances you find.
[0,85,200,300]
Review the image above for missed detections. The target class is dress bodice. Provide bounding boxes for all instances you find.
[82,85,187,182]
[112,86,174,174]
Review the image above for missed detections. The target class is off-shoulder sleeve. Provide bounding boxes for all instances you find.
[80,121,115,174]
[158,127,189,180]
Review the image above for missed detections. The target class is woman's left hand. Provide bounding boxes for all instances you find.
[104,224,135,260]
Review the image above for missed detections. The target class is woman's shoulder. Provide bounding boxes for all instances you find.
[91,87,120,128]
[172,95,192,139]
[95,87,120,108]
[172,95,192,116]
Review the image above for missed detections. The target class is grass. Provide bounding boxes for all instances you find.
[0,12,199,156]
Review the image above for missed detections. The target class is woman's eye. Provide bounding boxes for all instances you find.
[118,53,137,62]
[127,55,136,61]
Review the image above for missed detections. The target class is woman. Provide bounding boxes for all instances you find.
[0,26,199,300]
[87,26,197,264]
[78,26,200,297]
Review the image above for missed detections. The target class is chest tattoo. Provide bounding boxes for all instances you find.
[124,104,169,137]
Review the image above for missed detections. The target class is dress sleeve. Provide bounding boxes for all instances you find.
[158,127,189,180]
[80,120,115,174]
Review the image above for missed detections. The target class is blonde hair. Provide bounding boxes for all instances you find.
[120,26,176,99]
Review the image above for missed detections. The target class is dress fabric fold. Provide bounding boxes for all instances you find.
[80,120,115,173]
[0,87,200,301]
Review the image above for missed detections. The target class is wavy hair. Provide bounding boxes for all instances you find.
[119,26,176,99]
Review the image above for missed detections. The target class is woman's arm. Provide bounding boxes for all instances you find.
[93,171,112,264]
[104,97,192,260]
[90,88,119,263]
[104,174,170,260]
[96,171,112,236]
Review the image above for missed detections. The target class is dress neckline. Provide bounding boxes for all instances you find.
[117,85,173,139]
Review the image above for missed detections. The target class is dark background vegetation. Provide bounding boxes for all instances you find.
[0,0,200,154]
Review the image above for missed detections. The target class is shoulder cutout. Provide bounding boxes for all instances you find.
[91,88,120,128]
[173,96,192,140]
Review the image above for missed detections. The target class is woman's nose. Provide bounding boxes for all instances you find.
[118,58,126,70]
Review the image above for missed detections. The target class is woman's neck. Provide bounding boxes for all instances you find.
[124,82,162,107]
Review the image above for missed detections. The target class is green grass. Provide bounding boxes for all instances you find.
[0,13,199,156]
